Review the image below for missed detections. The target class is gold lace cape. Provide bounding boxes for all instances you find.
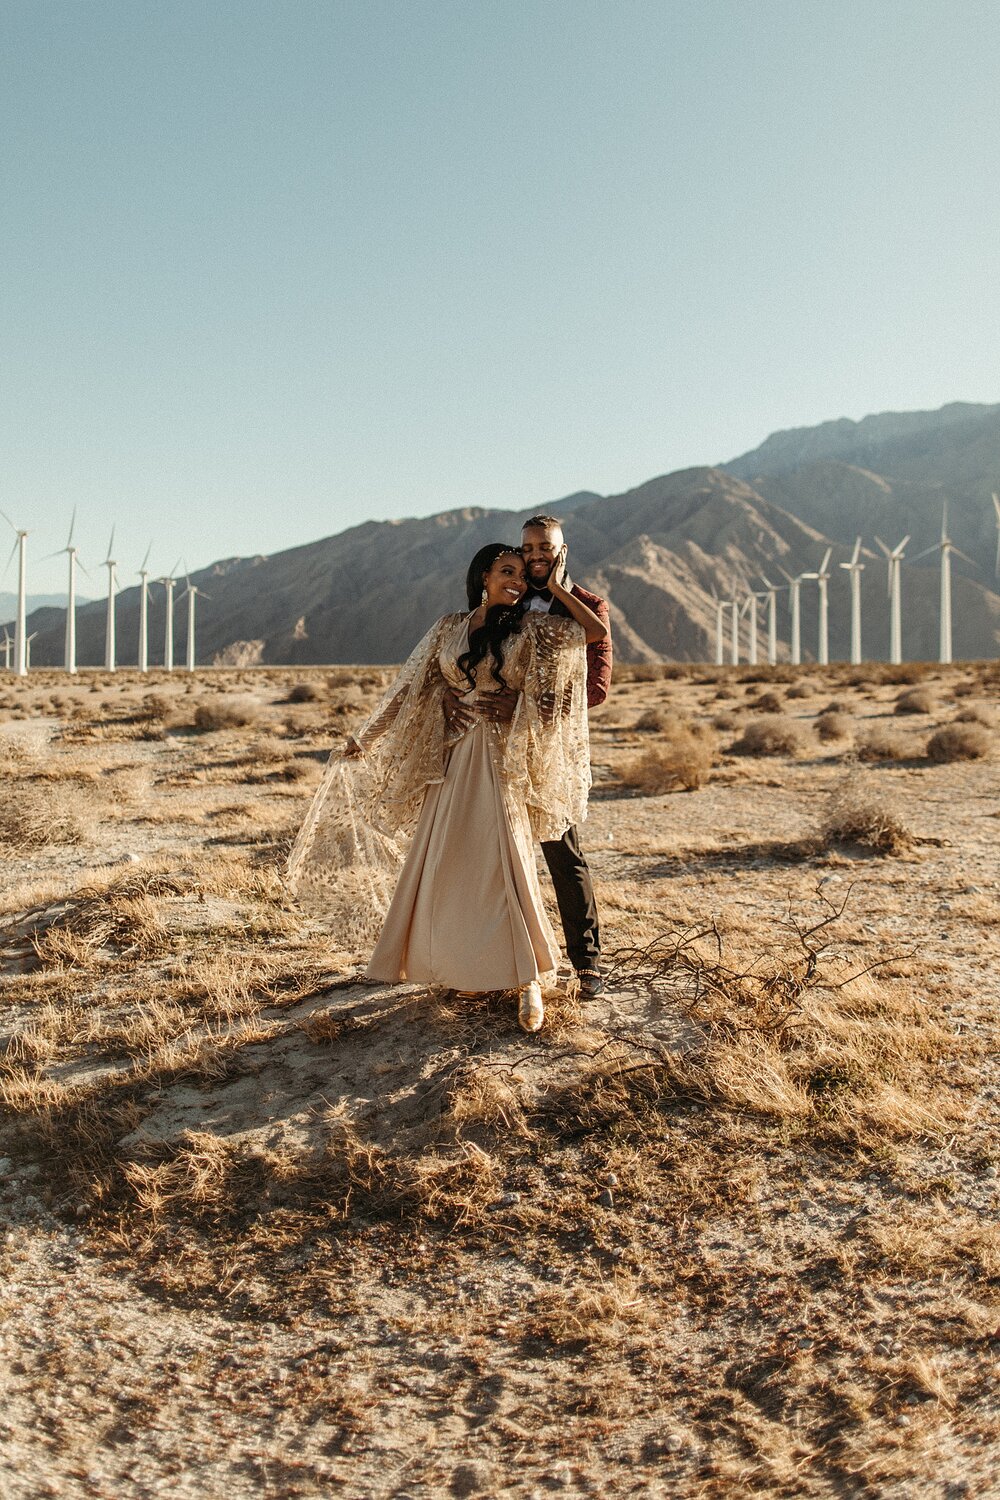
[286,611,591,953]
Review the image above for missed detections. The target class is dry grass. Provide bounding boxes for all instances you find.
[895,686,937,714]
[0,782,96,849]
[855,725,912,761]
[192,696,262,731]
[814,710,853,743]
[730,715,803,756]
[818,771,914,854]
[926,723,992,763]
[618,721,716,792]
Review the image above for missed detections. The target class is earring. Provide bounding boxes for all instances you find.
[481,587,488,606]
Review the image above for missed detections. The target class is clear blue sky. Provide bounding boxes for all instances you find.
[3,0,999,594]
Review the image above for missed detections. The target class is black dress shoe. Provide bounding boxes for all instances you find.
[575,967,605,999]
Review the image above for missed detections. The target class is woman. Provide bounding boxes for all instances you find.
[287,542,607,1032]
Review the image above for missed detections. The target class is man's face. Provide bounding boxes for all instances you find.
[520,525,564,589]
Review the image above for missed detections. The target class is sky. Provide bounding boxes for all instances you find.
[2,0,999,595]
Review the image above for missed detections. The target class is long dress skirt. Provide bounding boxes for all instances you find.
[366,720,560,991]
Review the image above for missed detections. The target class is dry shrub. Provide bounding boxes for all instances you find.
[894,687,936,715]
[286,681,325,704]
[0,782,95,848]
[953,705,994,726]
[730,716,802,756]
[785,680,814,699]
[633,707,669,731]
[855,727,910,762]
[619,722,716,792]
[819,772,912,853]
[815,711,853,743]
[193,696,261,731]
[615,663,661,683]
[822,698,855,715]
[926,723,991,763]
[712,711,740,732]
[751,690,784,713]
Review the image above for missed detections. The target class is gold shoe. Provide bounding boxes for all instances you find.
[518,981,544,1034]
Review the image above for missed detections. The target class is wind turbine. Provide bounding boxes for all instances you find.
[2,627,12,671]
[1,510,29,676]
[912,504,976,665]
[741,589,766,666]
[874,535,909,665]
[778,566,806,666]
[25,631,38,671]
[179,566,210,673]
[802,547,832,666]
[838,537,865,666]
[42,508,88,674]
[729,583,740,666]
[759,575,779,665]
[102,528,118,671]
[159,561,181,671]
[710,589,725,666]
[992,493,1000,579]
[136,544,153,673]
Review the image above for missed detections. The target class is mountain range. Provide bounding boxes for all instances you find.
[12,401,1000,667]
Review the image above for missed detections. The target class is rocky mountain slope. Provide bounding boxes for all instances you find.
[15,404,1000,666]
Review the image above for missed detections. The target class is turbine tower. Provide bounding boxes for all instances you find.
[710,590,725,666]
[160,563,180,670]
[759,575,779,665]
[778,566,805,666]
[43,508,85,673]
[179,568,210,673]
[25,631,38,671]
[103,528,118,672]
[729,584,740,666]
[742,590,765,666]
[1,510,29,676]
[874,534,910,666]
[2,628,11,671]
[137,544,153,673]
[838,537,865,666]
[801,547,832,666]
[913,504,976,665]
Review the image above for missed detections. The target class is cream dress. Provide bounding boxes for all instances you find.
[287,611,591,992]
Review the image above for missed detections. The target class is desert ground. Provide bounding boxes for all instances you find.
[0,657,998,1499]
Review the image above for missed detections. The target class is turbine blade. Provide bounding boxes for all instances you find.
[105,525,116,562]
[874,536,891,557]
[850,536,862,565]
[139,542,152,572]
[911,543,938,562]
[819,547,832,575]
[896,535,911,554]
[67,505,77,548]
[992,492,1000,520]
[0,509,16,534]
[952,547,978,568]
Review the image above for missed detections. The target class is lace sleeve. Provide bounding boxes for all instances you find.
[286,615,460,946]
[502,614,591,843]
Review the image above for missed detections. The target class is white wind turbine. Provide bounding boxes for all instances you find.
[992,493,1000,579]
[729,583,740,666]
[2,627,12,670]
[912,503,976,665]
[759,575,779,665]
[801,547,832,666]
[179,566,210,673]
[102,528,118,672]
[1,509,30,676]
[136,544,153,673]
[41,508,89,674]
[838,537,865,666]
[159,561,181,671]
[778,566,806,665]
[874,534,910,666]
[710,589,725,666]
[741,589,766,666]
[25,631,38,670]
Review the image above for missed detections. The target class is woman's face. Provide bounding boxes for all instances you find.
[483,551,527,608]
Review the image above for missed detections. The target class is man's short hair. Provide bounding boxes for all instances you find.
[521,514,564,531]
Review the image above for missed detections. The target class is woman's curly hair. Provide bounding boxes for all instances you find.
[457,543,524,692]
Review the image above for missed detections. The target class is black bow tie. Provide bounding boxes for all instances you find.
[526,587,553,602]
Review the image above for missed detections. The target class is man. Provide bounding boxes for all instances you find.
[443,514,612,998]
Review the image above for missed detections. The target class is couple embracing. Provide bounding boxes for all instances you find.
[288,515,612,1033]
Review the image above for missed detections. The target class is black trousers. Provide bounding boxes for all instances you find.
[540,824,601,970]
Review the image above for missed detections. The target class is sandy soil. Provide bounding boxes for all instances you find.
[0,660,998,1499]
